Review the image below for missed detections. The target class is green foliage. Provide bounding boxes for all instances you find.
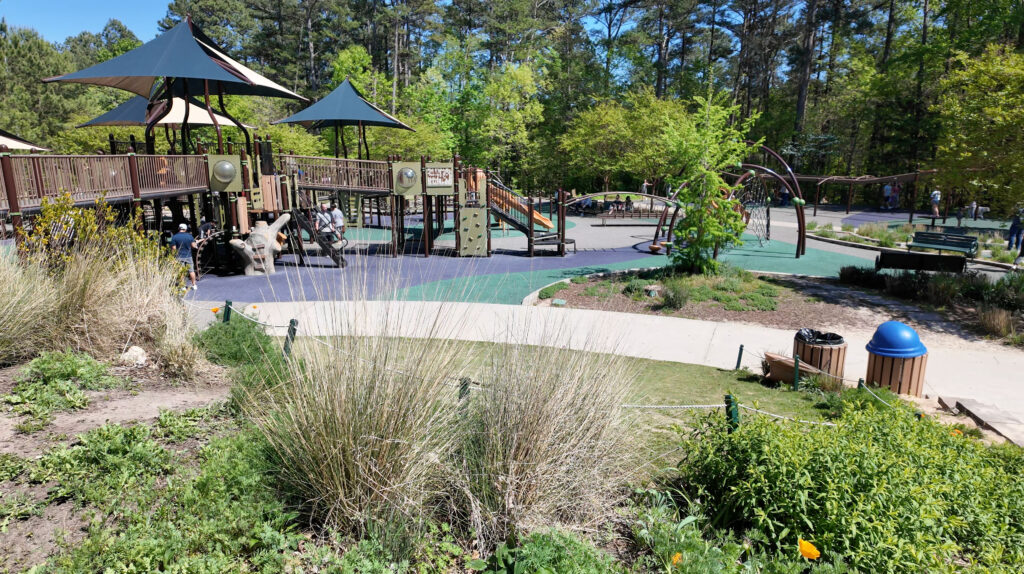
[583,280,616,298]
[2,351,125,431]
[31,424,172,508]
[661,279,690,310]
[623,278,649,296]
[470,530,622,574]
[41,430,310,573]
[570,275,590,284]
[537,282,569,300]
[667,92,758,274]
[669,406,1024,571]
[936,46,1024,216]
[0,453,26,482]
[0,491,45,534]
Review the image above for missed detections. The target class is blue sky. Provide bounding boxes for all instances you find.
[1,0,164,43]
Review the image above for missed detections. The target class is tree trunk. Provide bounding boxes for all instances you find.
[794,0,819,134]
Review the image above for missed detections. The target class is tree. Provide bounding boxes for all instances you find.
[0,21,76,147]
[667,94,758,273]
[560,101,630,192]
[934,45,1024,215]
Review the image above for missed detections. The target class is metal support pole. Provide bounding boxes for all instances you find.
[283,318,298,357]
[858,378,865,389]
[1,148,24,242]
[735,344,745,370]
[793,354,801,390]
[223,300,232,323]
[725,394,740,432]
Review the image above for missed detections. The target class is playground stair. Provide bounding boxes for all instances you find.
[290,209,346,268]
[486,176,562,254]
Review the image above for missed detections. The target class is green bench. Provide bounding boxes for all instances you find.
[907,231,978,257]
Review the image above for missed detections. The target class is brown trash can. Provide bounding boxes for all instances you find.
[793,330,847,381]
[864,321,928,397]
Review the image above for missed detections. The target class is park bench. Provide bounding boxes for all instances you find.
[876,251,967,273]
[597,209,660,226]
[906,231,978,257]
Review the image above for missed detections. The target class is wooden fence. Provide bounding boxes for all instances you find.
[0,153,210,215]
[277,154,390,193]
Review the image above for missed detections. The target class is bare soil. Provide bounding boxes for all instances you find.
[0,362,231,458]
[555,274,990,344]
[0,361,231,571]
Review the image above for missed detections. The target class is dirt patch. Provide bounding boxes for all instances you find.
[0,363,231,458]
[2,500,88,572]
[554,274,994,346]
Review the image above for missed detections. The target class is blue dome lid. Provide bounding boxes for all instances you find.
[866,321,927,358]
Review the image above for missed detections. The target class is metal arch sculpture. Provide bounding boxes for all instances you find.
[746,142,807,259]
[732,167,776,247]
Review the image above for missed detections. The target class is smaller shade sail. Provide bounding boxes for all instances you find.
[44,20,305,102]
[78,96,254,129]
[274,79,413,131]
[0,128,48,151]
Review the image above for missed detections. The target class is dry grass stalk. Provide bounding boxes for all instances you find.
[979,305,1014,337]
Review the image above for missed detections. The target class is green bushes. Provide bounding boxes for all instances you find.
[667,406,1024,571]
[471,530,623,574]
[538,282,569,299]
[623,277,649,296]
[662,279,690,309]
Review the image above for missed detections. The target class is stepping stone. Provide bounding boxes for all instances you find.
[551,299,567,307]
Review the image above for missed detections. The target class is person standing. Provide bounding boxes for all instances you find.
[882,182,893,210]
[930,189,942,217]
[315,203,334,242]
[171,223,198,290]
[330,203,346,238]
[1009,207,1024,251]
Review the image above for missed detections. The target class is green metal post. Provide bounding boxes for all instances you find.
[858,378,865,389]
[725,394,740,432]
[793,354,800,390]
[283,319,298,357]
[223,300,232,323]
[458,378,471,401]
[735,344,745,370]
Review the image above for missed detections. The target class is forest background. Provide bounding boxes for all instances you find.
[1,0,1022,202]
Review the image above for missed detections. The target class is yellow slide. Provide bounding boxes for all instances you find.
[489,186,554,229]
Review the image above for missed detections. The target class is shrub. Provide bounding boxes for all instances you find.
[884,271,930,299]
[805,220,818,231]
[538,282,569,300]
[989,271,1024,311]
[959,271,992,301]
[840,223,854,232]
[1,196,196,371]
[741,292,777,311]
[979,305,1014,337]
[669,406,1024,571]
[245,321,467,552]
[570,275,589,284]
[473,530,623,574]
[837,266,886,289]
[662,279,690,310]
[816,227,837,239]
[452,342,636,549]
[622,277,648,296]
[926,273,961,306]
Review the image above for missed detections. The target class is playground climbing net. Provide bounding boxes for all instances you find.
[735,175,772,247]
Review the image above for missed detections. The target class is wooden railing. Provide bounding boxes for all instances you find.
[138,155,208,195]
[277,154,391,193]
[8,155,133,210]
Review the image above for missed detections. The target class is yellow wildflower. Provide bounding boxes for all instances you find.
[211,307,220,314]
[951,429,963,436]
[798,538,820,560]
[671,552,682,565]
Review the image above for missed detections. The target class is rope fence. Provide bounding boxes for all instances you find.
[186,301,909,429]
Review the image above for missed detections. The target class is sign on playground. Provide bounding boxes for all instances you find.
[426,166,453,188]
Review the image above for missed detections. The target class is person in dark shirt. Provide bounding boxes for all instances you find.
[171,223,198,290]
[198,217,215,239]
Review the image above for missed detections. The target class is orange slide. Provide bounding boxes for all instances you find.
[489,186,554,229]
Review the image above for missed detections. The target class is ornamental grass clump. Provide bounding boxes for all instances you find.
[669,402,1024,571]
[448,328,637,550]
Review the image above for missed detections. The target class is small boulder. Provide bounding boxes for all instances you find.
[119,346,148,366]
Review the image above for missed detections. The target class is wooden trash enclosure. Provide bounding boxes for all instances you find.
[793,337,847,381]
[866,352,928,397]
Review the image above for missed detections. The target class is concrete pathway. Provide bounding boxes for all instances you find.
[192,300,1024,429]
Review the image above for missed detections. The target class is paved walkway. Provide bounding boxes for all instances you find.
[190,299,1024,430]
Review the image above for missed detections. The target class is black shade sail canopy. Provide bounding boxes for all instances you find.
[78,95,253,128]
[0,128,48,151]
[44,20,305,102]
[274,79,412,130]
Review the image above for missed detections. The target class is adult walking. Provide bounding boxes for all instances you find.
[1009,206,1024,251]
[171,223,198,291]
